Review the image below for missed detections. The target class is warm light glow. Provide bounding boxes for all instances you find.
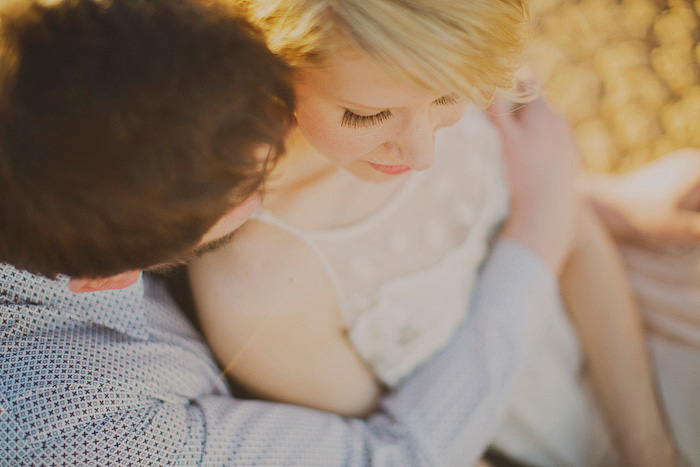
[526,0,700,173]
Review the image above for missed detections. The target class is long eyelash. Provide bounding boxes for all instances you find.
[340,110,392,129]
[434,94,461,106]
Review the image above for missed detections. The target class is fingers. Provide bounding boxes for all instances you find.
[678,180,700,211]
[667,210,700,244]
[487,94,557,128]
[486,96,517,133]
[667,149,700,210]
[487,96,542,145]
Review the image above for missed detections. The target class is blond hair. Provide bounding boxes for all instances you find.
[243,0,529,106]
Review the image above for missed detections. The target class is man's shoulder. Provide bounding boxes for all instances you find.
[0,267,213,404]
[0,270,229,462]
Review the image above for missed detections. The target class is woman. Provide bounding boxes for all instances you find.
[190,1,679,464]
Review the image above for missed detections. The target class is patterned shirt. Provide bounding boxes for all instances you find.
[0,240,557,466]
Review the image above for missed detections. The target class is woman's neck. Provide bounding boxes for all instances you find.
[265,129,337,194]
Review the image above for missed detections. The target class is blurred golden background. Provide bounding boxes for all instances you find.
[527,0,700,173]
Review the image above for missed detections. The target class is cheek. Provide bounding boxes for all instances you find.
[439,102,470,129]
[295,102,383,165]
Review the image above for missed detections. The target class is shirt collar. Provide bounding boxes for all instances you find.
[0,263,149,339]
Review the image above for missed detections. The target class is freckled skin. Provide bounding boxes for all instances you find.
[291,46,468,183]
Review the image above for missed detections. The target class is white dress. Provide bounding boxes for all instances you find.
[253,106,509,387]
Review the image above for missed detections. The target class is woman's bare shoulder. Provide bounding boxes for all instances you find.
[188,218,339,328]
[189,219,381,416]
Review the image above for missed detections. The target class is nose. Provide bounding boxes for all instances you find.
[392,117,435,171]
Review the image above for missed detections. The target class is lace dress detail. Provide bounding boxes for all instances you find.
[254,107,509,386]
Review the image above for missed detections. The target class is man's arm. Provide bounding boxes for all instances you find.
[0,240,557,466]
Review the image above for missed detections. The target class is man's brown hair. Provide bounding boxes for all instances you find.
[0,0,294,278]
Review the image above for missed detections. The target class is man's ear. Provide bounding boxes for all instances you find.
[68,270,141,294]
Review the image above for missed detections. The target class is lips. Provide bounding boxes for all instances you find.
[368,162,412,175]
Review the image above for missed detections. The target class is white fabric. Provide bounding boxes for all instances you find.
[624,245,700,466]
[492,296,616,467]
[254,106,509,386]
[493,244,700,466]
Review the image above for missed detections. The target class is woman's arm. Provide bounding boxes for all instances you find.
[189,219,382,418]
[560,203,676,466]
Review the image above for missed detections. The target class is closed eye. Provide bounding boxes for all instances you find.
[433,94,462,106]
[340,109,393,129]
[340,93,461,129]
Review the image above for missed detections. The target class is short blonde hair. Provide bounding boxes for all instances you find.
[244,0,529,106]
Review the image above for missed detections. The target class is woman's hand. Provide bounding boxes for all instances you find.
[580,148,700,247]
[488,95,580,274]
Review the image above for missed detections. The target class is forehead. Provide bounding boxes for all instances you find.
[294,45,439,109]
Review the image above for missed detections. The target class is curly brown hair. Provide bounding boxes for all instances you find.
[0,0,294,278]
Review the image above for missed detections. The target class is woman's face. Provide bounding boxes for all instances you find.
[293,46,469,182]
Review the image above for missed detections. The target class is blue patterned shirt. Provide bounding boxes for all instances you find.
[0,241,557,466]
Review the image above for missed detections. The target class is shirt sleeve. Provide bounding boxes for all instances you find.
[1,240,558,467]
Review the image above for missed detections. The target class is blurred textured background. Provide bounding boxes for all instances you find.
[526,0,700,173]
